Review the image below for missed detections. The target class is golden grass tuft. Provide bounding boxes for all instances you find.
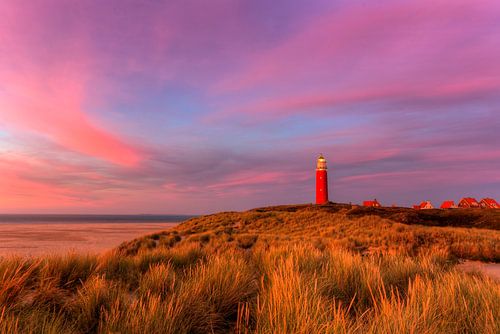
[0,205,499,333]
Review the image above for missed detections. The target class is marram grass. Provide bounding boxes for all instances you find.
[0,205,499,333]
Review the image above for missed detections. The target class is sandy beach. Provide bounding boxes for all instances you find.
[0,222,179,256]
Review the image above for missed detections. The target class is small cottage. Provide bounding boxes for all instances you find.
[418,201,434,210]
[440,201,457,209]
[458,197,480,208]
[363,199,381,207]
[479,198,500,209]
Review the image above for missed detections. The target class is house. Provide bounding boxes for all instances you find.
[479,198,500,209]
[440,201,457,209]
[458,197,480,208]
[418,201,434,210]
[363,199,381,207]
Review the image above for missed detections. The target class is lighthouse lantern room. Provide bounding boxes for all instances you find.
[316,154,329,204]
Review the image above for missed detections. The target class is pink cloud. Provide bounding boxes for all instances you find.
[0,4,142,167]
[212,77,500,121]
[216,0,499,90]
[156,165,313,208]
[0,172,72,210]
[0,73,141,166]
[0,150,148,212]
[211,0,500,122]
[207,170,309,191]
[0,155,89,211]
[339,171,425,183]
[164,170,310,197]
[0,1,498,213]
[338,168,500,189]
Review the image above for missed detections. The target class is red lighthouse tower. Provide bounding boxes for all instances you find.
[316,154,329,204]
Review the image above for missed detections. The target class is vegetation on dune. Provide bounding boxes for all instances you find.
[123,204,499,261]
[251,203,500,230]
[0,204,499,333]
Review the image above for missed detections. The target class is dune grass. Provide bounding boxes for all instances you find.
[0,205,499,333]
[121,207,499,261]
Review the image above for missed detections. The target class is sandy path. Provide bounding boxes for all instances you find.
[0,222,179,257]
[457,260,500,281]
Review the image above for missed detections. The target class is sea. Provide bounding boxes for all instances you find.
[0,214,196,224]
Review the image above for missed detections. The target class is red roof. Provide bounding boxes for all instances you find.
[458,197,479,207]
[480,198,499,208]
[363,200,380,207]
[440,201,455,209]
[413,205,421,210]
[418,201,433,209]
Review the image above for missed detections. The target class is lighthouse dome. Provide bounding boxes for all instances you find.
[316,154,327,170]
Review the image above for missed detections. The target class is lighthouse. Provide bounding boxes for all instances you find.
[316,154,329,204]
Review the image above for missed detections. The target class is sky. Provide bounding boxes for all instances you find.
[0,0,499,214]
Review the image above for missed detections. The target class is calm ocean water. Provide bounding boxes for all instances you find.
[0,214,196,224]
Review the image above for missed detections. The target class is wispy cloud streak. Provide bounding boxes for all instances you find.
[0,0,498,213]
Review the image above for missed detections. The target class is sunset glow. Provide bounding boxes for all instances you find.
[1,0,499,214]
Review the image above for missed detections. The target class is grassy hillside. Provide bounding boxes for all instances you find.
[121,203,500,261]
[0,204,499,333]
[251,203,500,229]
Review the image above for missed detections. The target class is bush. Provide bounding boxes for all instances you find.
[237,235,258,249]
[199,233,211,244]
